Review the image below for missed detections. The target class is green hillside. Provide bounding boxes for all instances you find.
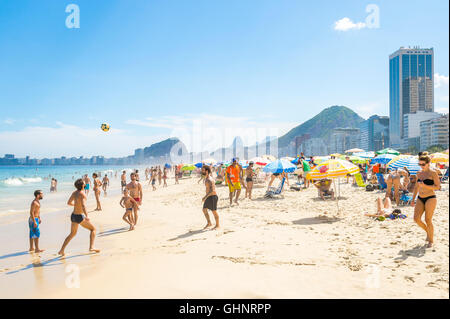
[277,105,364,147]
[143,138,180,158]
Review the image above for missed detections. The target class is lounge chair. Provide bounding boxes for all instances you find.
[264,177,286,198]
[354,173,366,187]
[399,192,413,206]
[376,173,387,190]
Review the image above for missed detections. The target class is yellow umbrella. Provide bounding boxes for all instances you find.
[329,153,341,158]
[307,159,359,180]
[430,152,449,163]
[443,149,449,154]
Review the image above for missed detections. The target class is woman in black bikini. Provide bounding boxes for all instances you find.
[411,153,440,248]
[244,162,255,200]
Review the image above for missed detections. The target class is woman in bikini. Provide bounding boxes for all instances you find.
[92,173,102,211]
[386,169,401,205]
[411,153,441,248]
[244,162,255,200]
[162,167,168,187]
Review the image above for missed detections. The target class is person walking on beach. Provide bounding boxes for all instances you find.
[92,173,102,211]
[149,169,157,190]
[58,179,100,256]
[119,189,137,230]
[157,167,162,185]
[244,161,255,200]
[83,174,91,196]
[126,172,143,225]
[121,170,127,192]
[102,174,110,196]
[163,167,168,187]
[411,153,441,248]
[201,165,219,230]
[50,178,56,192]
[29,190,44,253]
[175,165,180,184]
[226,158,241,206]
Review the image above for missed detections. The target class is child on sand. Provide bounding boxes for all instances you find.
[119,189,138,230]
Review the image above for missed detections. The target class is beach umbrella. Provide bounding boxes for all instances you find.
[181,165,196,171]
[353,151,375,159]
[443,149,449,155]
[376,148,400,155]
[306,159,359,180]
[194,162,203,168]
[345,148,364,154]
[313,156,331,164]
[430,152,449,163]
[339,155,367,164]
[164,163,171,169]
[262,159,296,174]
[329,153,341,157]
[249,157,269,166]
[387,156,420,175]
[371,154,397,164]
[261,154,276,162]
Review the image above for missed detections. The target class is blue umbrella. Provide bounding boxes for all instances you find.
[194,162,203,168]
[387,157,421,175]
[263,159,296,174]
[164,163,172,169]
[371,154,396,165]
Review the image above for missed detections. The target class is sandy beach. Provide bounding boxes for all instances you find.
[0,175,448,299]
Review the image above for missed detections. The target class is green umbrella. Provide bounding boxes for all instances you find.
[339,155,368,164]
[181,165,196,171]
[375,148,400,155]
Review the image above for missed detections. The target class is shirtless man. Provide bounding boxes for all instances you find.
[92,173,102,211]
[83,174,91,196]
[29,190,44,253]
[314,179,335,200]
[121,170,127,192]
[126,173,143,225]
[201,166,219,230]
[119,189,138,230]
[102,174,110,196]
[58,179,100,256]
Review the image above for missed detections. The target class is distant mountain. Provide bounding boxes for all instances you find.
[143,137,180,158]
[277,105,364,147]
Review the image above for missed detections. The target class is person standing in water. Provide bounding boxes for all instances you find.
[29,190,44,253]
[102,174,110,196]
[126,172,143,225]
[92,173,102,211]
[201,166,219,230]
[58,179,100,256]
[411,152,441,248]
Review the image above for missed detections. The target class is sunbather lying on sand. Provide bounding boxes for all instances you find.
[364,197,403,219]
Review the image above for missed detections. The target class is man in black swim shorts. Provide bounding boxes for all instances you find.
[201,165,219,230]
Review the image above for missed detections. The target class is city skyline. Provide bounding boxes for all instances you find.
[0,1,449,158]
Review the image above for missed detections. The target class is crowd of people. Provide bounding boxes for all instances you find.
[27,151,446,256]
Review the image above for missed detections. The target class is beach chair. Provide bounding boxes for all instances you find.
[264,177,286,198]
[376,173,387,190]
[442,168,449,183]
[354,173,366,188]
[399,192,413,206]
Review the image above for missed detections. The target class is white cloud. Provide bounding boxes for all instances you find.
[334,17,366,31]
[435,107,449,114]
[0,122,165,158]
[3,119,15,125]
[435,73,449,88]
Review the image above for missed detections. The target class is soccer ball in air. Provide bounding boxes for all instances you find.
[101,123,110,132]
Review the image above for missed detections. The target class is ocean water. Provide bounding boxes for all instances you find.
[0,165,141,216]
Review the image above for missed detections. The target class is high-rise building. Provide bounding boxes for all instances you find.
[329,128,360,154]
[359,115,389,152]
[402,111,441,150]
[389,47,434,148]
[420,114,449,150]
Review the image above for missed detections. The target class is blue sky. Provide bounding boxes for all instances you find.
[0,0,448,157]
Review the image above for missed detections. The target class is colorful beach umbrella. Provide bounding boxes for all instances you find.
[194,162,203,168]
[306,159,359,180]
[249,157,269,166]
[387,156,420,175]
[345,148,364,154]
[164,163,171,169]
[263,159,296,174]
[339,155,367,164]
[313,156,331,164]
[181,165,196,171]
[430,152,449,163]
[353,151,375,159]
[261,154,276,162]
[371,154,397,164]
[376,148,400,155]
[443,149,449,155]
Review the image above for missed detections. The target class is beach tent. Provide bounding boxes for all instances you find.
[263,159,296,174]
[353,151,375,159]
[387,156,420,175]
[376,148,400,155]
[345,148,364,154]
[430,152,449,163]
[371,154,397,164]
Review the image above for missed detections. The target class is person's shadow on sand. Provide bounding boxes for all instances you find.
[292,217,341,225]
[98,227,129,237]
[0,250,29,260]
[395,245,427,261]
[168,229,207,241]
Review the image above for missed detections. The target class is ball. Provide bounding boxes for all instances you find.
[101,123,110,132]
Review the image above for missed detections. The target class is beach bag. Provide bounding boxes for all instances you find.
[365,184,375,192]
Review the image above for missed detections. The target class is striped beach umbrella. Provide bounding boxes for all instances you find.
[387,156,420,175]
[430,152,449,163]
[263,159,296,174]
[371,154,397,164]
[306,159,359,180]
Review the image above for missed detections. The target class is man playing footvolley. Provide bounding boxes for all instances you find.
[201,165,219,230]
[29,190,44,253]
[58,179,100,256]
[126,172,143,226]
[226,158,241,206]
